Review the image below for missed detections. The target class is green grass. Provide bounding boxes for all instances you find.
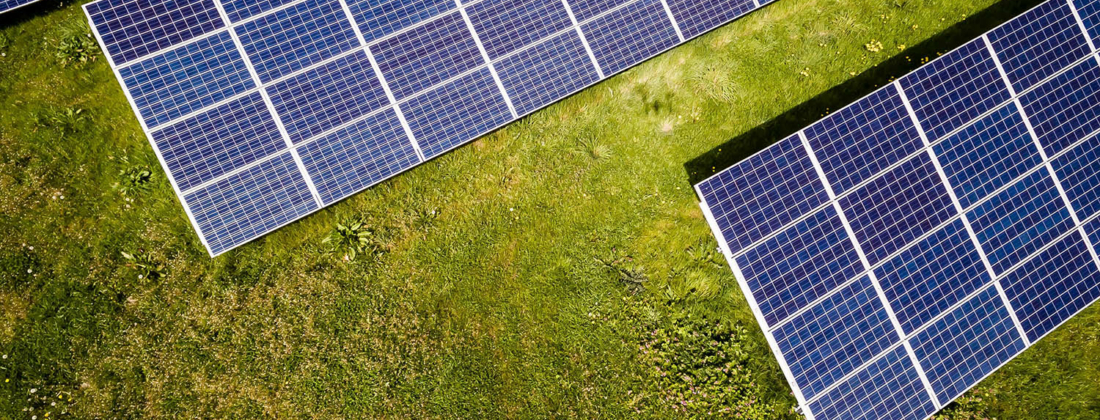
[1,0,1098,418]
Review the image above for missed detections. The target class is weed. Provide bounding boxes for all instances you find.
[323,216,378,261]
[574,137,612,161]
[113,165,154,197]
[55,31,99,67]
[32,107,87,137]
[120,250,166,282]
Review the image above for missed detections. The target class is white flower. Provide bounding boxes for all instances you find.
[26,269,32,274]
[30,388,36,393]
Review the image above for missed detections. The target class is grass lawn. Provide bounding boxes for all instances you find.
[2,0,1099,417]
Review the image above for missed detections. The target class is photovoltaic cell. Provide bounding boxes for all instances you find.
[1074,0,1100,47]
[772,276,899,401]
[565,0,634,21]
[85,0,224,66]
[234,0,360,83]
[910,286,1026,403]
[402,68,513,158]
[933,103,1042,209]
[0,0,38,13]
[665,0,756,39]
[119,32,255,129]
[372,12,485,100]
[987,0,1092,92]
[839,154,957,266]
[807,346,937,420]
[221,0,299,22]
[898,38,1012,142]
[696,134,829,255]
[874,219,991,335]
[185,153,319,255]
[495,32,601,115]
[346,0,455,43]
[1053,134,1100,220]
[999,233,1100,341]
[695,2,1100,418]
[152,93,286,192]
[465,0,574,59]
[298,109,421,204]
[804,87,924,195]
[966,168,1075,275]
[580,0,680,75]
[734,206,864,328]
[1019,58,1100,156]
[266,51,390,143]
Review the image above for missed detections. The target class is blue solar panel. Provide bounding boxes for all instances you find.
[84,0,224,66]
[666,0,756,39]
[221,0,299,22]
[372,12,485,100]
[898,39,1012,142]
[235,0,360,83]
[735,206,864,327]
[999,232,1100,341]
[266,51,390,143]
[0,0,39,14]
[933,103,1042,209]
[298,109,421,204]
[1074,0,1100,47]
[403,68,514,158]
[118,32,255,129]
[346,0,456,43]
[909,286,1026,403]
[495,32,602,115]
[695,2,1100,418]
[1019,58,1100,157]
[580,0,680,75]
[466,0,574,59]
[967,168,1075,275]
[185,153,319,255]
[152,93,286,192]
[566,0,635,21]
[839,154,957,266]
[1052,134,1100,220]
[804,87,924,195]
[772,276,899,401]
[807,346,937,420]
[874,219,992,335]
[696,134,830,255]
[986,0,1092,92]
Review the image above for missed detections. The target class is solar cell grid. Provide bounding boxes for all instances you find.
[696,134,830,255]
[234,0,360,83]
[735,206,864,328]
[494,31,602,115]
[804,87,925,195]
[119,31,256,129]
[909,286,1026,403]
[1019,57,1100,156]
[152,93,287,192]
[807,346,937,420]
[402,68,514,158]
[772,276,899,401]
[898,38,1012,142]
[838,153,957,266]
[1054,134,1100,220]
[221,0,299,22]
[696,1,1100,418]
[0,0,39,13]
[466,0,574,59]
[966,168,1075,275]
[665,0,756,39]
[1074,0,1100,46]
[580,0,680,75]
[933,103,1043,209]
[85,0,225,66]
[986,0,1092,92]
[372,11,485,100]
[265,51,390,143]
[874,219,992,335]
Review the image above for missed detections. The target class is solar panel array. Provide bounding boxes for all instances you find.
[696,0,1100,418]
[83,0,776,256]
[0,0,40,14]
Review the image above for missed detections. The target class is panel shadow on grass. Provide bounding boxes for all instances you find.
[684,0,1047,186]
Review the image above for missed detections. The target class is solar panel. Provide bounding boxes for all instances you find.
[0,0,39,14]
[697,0,1100,418]
[84,0,777,256]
